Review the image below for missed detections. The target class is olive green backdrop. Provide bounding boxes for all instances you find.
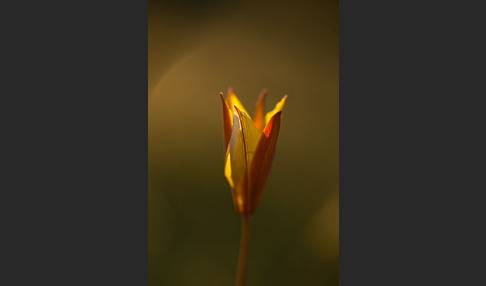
[149,0,338,285]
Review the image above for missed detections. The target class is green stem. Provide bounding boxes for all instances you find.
[236,214,250,286]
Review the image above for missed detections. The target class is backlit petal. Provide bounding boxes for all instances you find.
[265,95,287,126]
[253,89,267,132]
[225,111,247,213]
[234,106,263,174]
[249,111,283,214]
[226,110,246,191]
[226,106,263,214]
[220,92,232,152]
[227,88,251,118]
[224,153,234,188]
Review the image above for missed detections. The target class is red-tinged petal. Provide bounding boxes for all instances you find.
[253,89,267,132]
[248,111,283,214]
[220,92,232,153]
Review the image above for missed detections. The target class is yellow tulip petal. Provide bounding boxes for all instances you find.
[225,110,248,213]
[227,88,251,118]
[265,95,287,126]
[235,106,262,172]
[226,105,262,214]
[227,110,246,189]
[253,89,267,132]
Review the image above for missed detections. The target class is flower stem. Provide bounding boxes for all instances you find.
[236,214,250,286]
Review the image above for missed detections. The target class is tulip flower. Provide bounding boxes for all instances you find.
[220,87,287,286]
[220,87,287,215]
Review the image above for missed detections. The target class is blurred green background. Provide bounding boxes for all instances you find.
[148,0,338,285]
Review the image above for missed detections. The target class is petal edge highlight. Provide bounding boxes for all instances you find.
[220,92,232,153]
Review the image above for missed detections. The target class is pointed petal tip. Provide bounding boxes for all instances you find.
[264,111,282,137]
[257,89,268,102]
[253,89,268,132]
[220,93,229,106]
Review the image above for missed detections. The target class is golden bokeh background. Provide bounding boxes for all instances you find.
[149,0,338,284]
